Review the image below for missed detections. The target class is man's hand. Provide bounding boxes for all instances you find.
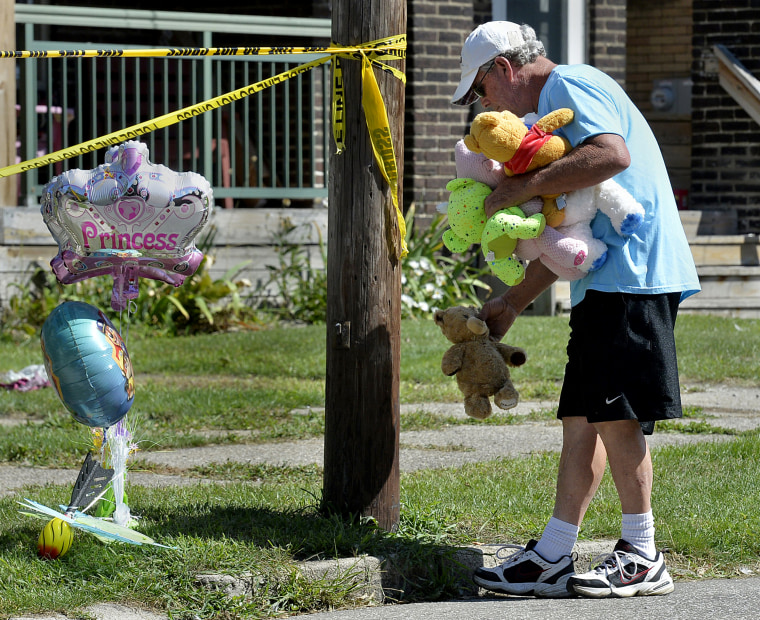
[478,260,560,341]
[479,296,519,341]
[484,174,534,219]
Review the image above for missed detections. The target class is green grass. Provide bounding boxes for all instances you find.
[0,314,759,617]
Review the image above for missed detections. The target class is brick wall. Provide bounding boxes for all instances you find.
[587,0,627,85]
[473,0,491,25]
[627,0,693,197]
[626,0,692,112]
[404,0,477,217]
[691,0,760,232]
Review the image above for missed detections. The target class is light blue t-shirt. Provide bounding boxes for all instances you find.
[538,64,700,306]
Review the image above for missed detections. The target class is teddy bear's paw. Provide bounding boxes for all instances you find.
[618,212,644,235]
[488,256,525,286]
[573,249,588,267]
[464,395,493,419]
[574,237,609,273]
[442,229,473,254]
[495,392,519,411]
[536,228,591,268]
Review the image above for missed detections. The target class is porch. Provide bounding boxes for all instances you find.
[10,4,331,210]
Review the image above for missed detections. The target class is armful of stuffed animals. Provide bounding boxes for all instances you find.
[484,134,631,219]
[441,344,466,376]
[479,260,558,341]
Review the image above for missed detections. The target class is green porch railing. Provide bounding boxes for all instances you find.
[14,4,332,208]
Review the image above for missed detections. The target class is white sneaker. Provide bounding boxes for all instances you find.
[568,539,675,598]
[473,539,576,598]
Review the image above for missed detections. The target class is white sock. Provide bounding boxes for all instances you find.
[534,517,579,563]
[622,511,657,560]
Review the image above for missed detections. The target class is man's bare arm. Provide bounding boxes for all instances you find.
[484,133,631,218]
[479,260,559,341]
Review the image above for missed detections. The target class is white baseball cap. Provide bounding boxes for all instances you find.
[452,21,526,105]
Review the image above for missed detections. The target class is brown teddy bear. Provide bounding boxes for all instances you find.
[463,108,575,228]
[433,306,526,420]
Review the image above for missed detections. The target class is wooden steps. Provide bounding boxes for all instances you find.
[552,210,760,317]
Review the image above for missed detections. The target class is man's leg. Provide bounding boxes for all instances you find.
[596,419,657,558]
[568,420,674,598]
[473,416,606,598]
[552,416,608,525]
[533,416,606,562]
[594,419,651,514]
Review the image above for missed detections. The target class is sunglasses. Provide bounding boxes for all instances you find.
[472,61,496,99]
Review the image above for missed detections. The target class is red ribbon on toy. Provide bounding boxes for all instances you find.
[503,125,554,175]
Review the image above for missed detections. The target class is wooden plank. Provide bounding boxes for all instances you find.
[205,245,326,289]
[0,208,55,245]
[0,207,330,309]
[714,44,760,127]
[0,244,55,306]
[211,208,328,246]
[0,206,329,247]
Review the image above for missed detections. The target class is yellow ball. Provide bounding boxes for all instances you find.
[37,518,74,560]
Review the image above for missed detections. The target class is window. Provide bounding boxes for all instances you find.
[492,0,586,65]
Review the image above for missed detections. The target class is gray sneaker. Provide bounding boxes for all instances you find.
[473,539,576,598]
[568,539,675,598]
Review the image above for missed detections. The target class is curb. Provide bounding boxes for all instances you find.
[195,540,617,605]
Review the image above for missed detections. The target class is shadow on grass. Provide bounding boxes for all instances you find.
[140,499,484,602]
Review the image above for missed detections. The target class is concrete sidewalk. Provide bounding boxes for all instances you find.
[12,576,760,620]
[4,384,758,494]
[4,383,760,619]
[301,576,760,620]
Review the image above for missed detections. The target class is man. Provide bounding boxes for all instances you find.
[452,21,700,599]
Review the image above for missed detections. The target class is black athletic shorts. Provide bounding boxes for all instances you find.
[557,290,683,435]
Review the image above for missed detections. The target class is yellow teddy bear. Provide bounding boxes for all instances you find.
[463,108,575,228]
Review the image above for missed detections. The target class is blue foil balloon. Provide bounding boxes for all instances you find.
[41,302,135,428]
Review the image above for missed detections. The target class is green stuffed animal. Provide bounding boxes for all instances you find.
[440,177,545,286]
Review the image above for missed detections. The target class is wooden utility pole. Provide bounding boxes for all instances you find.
[0,0,15,206]
[323,0,406,531]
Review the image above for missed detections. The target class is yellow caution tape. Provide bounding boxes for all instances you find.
[0,35,407,60]
[0,35,407,257]
[0,54,333,178]
[361,53,407,258]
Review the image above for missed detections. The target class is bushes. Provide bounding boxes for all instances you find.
[400,205,491,318]
[0,210,489,340]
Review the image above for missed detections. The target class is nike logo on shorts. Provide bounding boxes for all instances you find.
[605,394,623,404]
